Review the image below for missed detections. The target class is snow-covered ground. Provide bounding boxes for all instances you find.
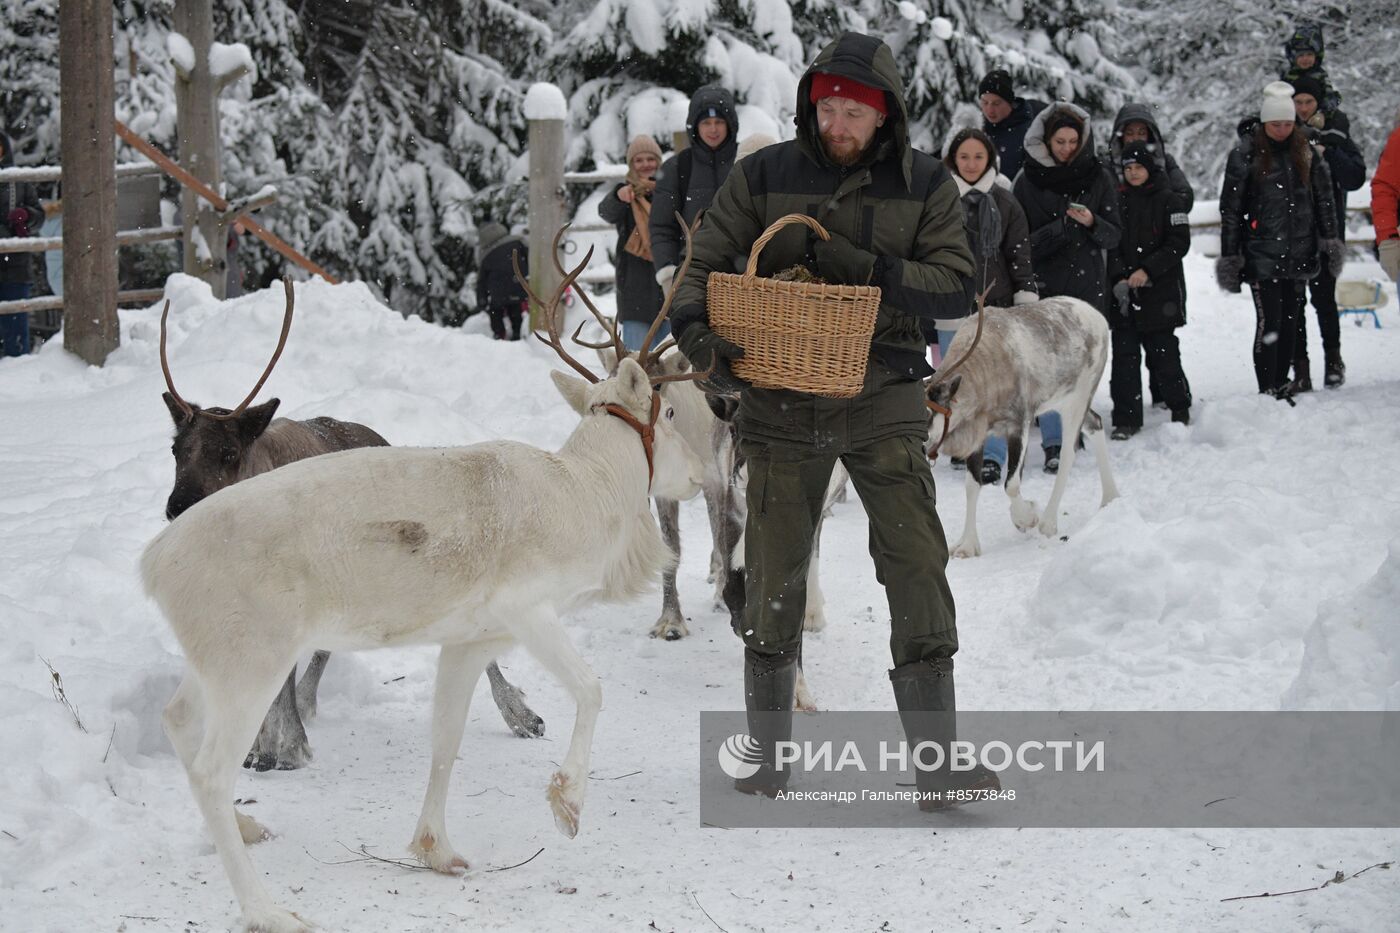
[2,258,1398,931]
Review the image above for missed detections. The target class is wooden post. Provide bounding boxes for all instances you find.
[173,0,231,298]
[59,0,119,365]
[525,85,566,333]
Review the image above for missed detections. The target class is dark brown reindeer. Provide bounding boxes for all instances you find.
[160,279,544,772]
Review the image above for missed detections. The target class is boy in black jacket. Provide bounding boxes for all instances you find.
[1107,142,1192,437]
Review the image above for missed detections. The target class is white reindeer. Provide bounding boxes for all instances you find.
[925,296,1119,557]
[142,253,707,933]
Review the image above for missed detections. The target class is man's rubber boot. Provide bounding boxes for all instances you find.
[735,648,797,797]
[889,658,1000,811]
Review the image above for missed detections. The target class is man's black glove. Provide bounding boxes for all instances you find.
[1215,254,1245,293]
[675,317,749,394]
[811,231,877,285]
[1320,238,1345,279]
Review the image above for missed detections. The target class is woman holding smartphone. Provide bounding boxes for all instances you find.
[1012,102,1121,472]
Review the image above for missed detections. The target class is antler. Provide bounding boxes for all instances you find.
[550,225,629,363]
[161,276,296,421]
[635,212,701,375]
[930,282,991,384]
[160,299,195,419]
[513,241,602,383]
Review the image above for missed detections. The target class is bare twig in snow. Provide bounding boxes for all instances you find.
[691,891,728,932]
[486,847,544,872]
[1220,862,1393,902]
[40,657,87,733]
[103,724,116,763]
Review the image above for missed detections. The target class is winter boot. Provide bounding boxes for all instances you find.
[978,459,1002,487]
[1290,367,1313,394]
[1110,425,1139,441]
[889,658,1001,811]
[734,648,797,797]
[1042,445,1061,475]
[949,457,967,471]
[1171,409,1191,426]
[1324,352,1346,388]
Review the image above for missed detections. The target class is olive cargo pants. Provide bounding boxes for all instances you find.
[738,435,958,666]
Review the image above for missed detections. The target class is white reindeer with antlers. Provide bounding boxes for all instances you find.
[143,243,709,932]
[924,295,1119,557]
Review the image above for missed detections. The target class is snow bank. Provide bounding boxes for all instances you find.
[1284,540,1400,710]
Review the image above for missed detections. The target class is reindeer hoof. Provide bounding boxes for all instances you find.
[237,811,272,845]
[243,741,312,772]
[1010,500,1040,532]
[802,609,826,633]
[410,829,470,875]
[1039,517,1060,538]
[951,541,981,559]
[243,905,313,933]
[649,616,690,640]
[547,772,582,838]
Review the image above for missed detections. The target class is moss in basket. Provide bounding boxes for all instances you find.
[769,265,826,284]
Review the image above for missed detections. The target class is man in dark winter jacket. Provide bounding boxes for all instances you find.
[474,222,528,340]
[1107,142,1192,435]
[1290,76,1366,389]
[650,85,739,291]
[670,32,995,809]
[978,70,1047,182]
[0,129,45,357]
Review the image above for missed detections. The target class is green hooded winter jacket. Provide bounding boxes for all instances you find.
[670,32,974,450]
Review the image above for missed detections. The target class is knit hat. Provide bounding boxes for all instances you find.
[1044,110,1084,141]
[809,72,888,115]
[736,133,777,161]
[978,70,1015,104]
[1290,75,1326,103]
[1260,81,1297,123]
[625,134,662,167]
[1120,141,1155,172]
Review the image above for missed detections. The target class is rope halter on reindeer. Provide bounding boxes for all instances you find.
[161,276,296,423]
[511,215,710,490]
[923,283,991,461]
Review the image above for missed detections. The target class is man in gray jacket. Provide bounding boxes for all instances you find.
[650,85,739,290]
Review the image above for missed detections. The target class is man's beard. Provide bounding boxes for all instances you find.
[821,133,867,167]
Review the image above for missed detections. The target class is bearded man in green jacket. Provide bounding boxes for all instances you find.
[670,32,998,807]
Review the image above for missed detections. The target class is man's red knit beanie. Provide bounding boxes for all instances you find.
[808,72,888,115]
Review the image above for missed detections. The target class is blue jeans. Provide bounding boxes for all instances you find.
[936,328,1061,463]
[0,283,32,357]
[622,318,671,352]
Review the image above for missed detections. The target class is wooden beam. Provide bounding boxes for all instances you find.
[0,162,163,184]
[0,289,165,316]
[0,226,181,254]
[115,121,339,283]
[59,0,119,365]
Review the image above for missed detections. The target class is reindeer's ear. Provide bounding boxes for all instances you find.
[596,347,619,374]
[238,398,280,443]
[946,375,962,400]
[661,352,691,377]
[550,370,590,415]
[163,391,192,424]
[615,357,651,411]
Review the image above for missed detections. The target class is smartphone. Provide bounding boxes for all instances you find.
[1068,202,1089,212]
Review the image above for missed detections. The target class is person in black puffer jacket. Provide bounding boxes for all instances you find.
[474,221,529,340]
[1216,82,1341,401]
[1,129,45,357]
[1012,102,1122,472]
[1107,142,1193,436]
[1289,76,1366,390]
[649,85,738,291]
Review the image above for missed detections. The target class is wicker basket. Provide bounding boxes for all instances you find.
[707,214,881,399]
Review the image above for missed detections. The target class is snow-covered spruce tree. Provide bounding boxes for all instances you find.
[551,0,805,172]
[1121,0,1400,192]
[0,0,61,162]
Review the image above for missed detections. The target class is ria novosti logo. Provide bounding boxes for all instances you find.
[717,733,764,780]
